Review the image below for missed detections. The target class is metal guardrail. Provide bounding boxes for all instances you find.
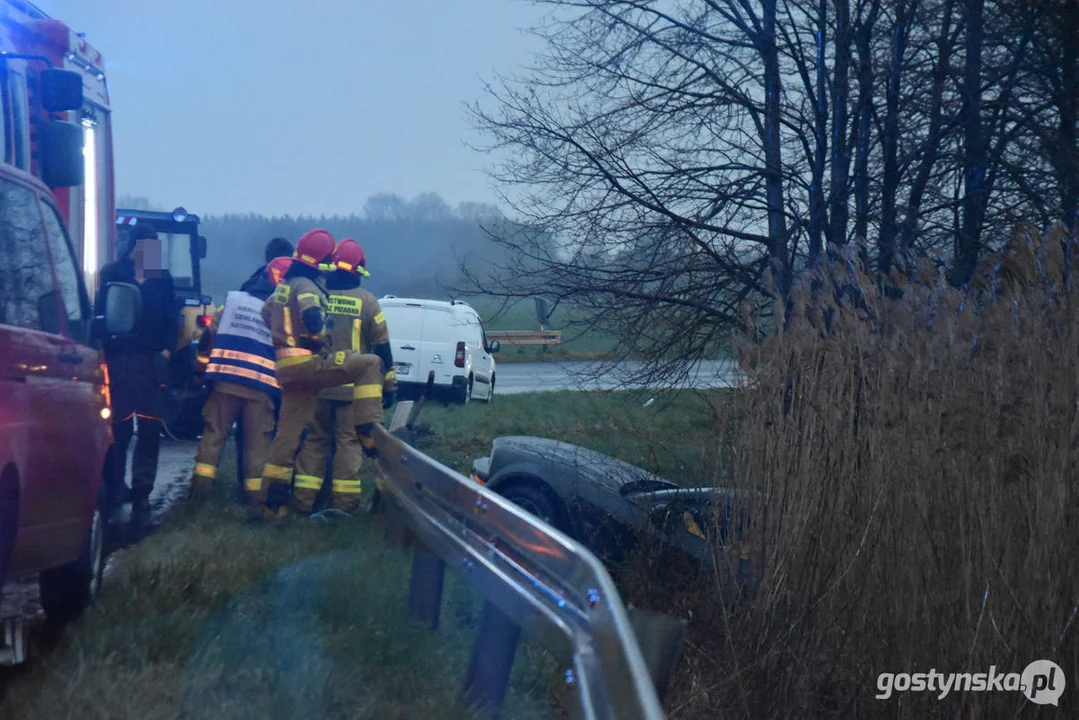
[486,330,563,347]
[371,375,668,720]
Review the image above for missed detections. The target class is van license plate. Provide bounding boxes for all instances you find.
[395,363,410,376]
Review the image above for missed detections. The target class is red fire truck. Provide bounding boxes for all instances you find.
[0,0,114,292]
[0,0,128,665]
[3,3,210,447]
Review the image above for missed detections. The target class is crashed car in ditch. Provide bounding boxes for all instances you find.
[470,436,759,595]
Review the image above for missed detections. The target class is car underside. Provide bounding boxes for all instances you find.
[471,435,760,598]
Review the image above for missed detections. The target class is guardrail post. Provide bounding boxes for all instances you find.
[382,492,412,549]
[462,600,522,720]
[627,606,687,704]
[387,406,415,456]
[380,402,416,544]
[408,545,445,630]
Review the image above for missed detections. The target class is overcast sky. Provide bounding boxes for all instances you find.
[41,0,544,216]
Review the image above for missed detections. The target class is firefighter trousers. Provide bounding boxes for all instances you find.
[191,384,276,503]
[292,399,363,513]
[256,351,382,509]
[292,358,385,512]
[352,360,389,457]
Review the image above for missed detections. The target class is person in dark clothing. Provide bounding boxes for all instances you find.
[237,237,294,295]
[96,223,181,533]
[240,258,280,298]
[240,237,293,387]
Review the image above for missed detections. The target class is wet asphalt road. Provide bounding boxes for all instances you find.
[493,359,744,394]
[143,437,201,525]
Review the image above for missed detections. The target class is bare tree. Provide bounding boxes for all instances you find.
[828,0,854,251]
[954,0,988,282]
[363,193,409,222]
[899,0,960,253]
[1010,0,1079,233]
[467,1,799,376]
[467,0,1079,372]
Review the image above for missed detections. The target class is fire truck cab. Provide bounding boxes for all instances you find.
[1,0,115,293]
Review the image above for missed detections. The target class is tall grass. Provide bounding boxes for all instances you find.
[655,223,1079,717]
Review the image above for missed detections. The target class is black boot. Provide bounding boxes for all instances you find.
[129,487,154,542]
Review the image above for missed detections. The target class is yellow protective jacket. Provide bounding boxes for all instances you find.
[260,275,328,356]
[316,281,395,401]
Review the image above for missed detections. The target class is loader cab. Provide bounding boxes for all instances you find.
[113,206,212,440]
[114,207,208,311]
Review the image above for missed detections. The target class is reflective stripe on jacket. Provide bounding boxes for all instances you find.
[316,282,387,402]
[204,291,280,398]
[262,275,326,352]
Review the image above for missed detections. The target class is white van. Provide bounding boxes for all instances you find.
[379,297,500,403]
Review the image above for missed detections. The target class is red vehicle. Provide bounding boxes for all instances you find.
[0,0,136,650]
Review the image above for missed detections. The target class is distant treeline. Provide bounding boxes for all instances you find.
[119,193,545,303]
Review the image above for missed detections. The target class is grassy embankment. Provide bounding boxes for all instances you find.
[0,389,726,719]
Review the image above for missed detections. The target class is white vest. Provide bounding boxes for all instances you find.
[204,291,279,396]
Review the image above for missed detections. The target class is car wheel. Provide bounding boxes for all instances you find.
[455,375,473,405]
[500,481,566,532]
[39,495,106,625]
[482,374,495,404]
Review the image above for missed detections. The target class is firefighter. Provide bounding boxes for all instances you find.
[255,229,383,521]
[96,222,181,535]
[291,239,397,516]
[188,257,292,504]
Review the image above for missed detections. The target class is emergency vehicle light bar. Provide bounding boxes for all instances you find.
[0,51,52,66]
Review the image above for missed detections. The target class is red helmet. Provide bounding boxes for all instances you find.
[332,238,370,277]
[293,229,335,269]
[267,256,293,286]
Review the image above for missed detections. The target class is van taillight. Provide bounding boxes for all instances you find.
[197,315,212,327]
[455,342,465,367]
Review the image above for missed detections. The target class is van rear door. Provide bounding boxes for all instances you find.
[468,313,494,389]
[418,304,458,386]
[382,301,425,383]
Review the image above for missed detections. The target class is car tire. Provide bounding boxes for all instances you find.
[39,492,106,625]
[500,481,567,532]
[455,375,473,405]
[482,374,494,404]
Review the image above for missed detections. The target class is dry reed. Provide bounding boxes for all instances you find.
[652,223,1079,718]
